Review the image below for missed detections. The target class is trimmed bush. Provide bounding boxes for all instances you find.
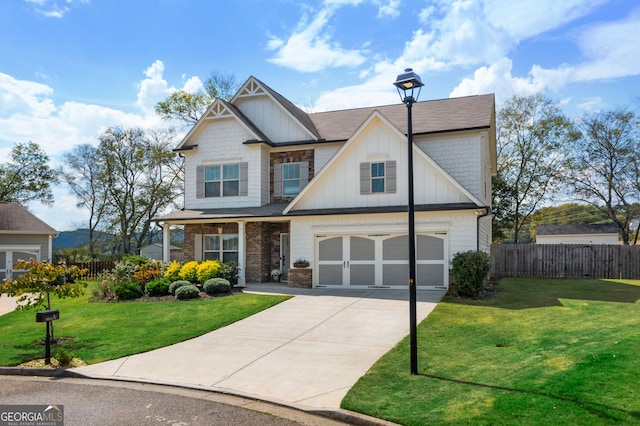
[164,260,182,281]
[197,260,221,283]
[178,261,199,283]
[169,280,192,295]
[217,262,239,285]
[451,250,491,298]
[175,284,200,300]
[146,278,171,296]
[203,278,231,295]
[114,280,143,300]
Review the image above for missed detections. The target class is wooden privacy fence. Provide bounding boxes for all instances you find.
[491,244,640,279]
[69,261,115,279]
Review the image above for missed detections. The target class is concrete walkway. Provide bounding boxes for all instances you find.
[72,285,444,409]
[0,294,21,315]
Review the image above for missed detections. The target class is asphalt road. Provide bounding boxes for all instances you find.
[0,376,349,426]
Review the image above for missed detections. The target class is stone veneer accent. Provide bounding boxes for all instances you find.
[287,268,312,288]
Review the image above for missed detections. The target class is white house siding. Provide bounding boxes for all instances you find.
[289,210,477,287]
[260,145,271,205]
[314,143,342,172]
[416,131,484,202]
[184,117,263,210]
[294,117,474,211]
[235,96,313,143]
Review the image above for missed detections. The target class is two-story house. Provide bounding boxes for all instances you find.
[154,76,496,289]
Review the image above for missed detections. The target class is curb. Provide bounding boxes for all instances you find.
[0,367,398,426]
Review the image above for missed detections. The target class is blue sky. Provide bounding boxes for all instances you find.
[1,0,640,231]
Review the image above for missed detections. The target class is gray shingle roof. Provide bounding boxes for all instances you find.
[308,94,495,141]
[0,203,58,234]
[537,224,619,235]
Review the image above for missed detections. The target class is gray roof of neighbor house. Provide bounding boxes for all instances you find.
[537,224,619,235]
[0,203,58,235]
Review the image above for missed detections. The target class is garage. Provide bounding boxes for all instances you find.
[315,233,448,289]
[0,246,41,280]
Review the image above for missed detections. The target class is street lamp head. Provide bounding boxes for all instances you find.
[393,68,424,104]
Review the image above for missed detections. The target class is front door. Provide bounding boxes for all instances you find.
[280,233,290,282]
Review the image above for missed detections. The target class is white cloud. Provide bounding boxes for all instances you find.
[135,60,171,115]
[24,0,89,18]
[268,6,368,72]
[376,0,400,19]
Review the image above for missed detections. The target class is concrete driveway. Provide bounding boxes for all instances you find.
[71,285,444,409]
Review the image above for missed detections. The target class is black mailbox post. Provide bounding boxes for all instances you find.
[36,309,60,365]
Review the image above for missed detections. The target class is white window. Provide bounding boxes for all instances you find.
[197,163,248,198]
[203,234,239,263]
[360,160,396,194]
[273,161,309,198]
[370,162,385,193]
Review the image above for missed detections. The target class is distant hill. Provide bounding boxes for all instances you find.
[53,228,184,250]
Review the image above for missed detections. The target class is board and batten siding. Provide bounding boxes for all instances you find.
[183,118,264,210]
[235,96,314,143]
[293,117,474,211]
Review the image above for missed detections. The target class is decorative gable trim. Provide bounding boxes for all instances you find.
[175,98,270,150]
[231,76,320,141]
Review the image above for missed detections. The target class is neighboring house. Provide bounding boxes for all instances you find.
[0,202,58,280]
[536,224,619,245]
[140,243,183,262]
[154,76,496,289]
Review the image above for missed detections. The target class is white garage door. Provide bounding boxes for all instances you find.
[0,246,41,280]
[316,233,447,289]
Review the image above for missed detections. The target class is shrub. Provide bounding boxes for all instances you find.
[113,260,137,284]
[121,255,150,266]
[217,262,239,285]
[133,262,161,286]
[179,261,199,283]
[146,278,171,296]
[164,260,182,281]
[169,280,192,295]
[197,260,221,283]
[175,284,200,300]
[114,280,143,300]
[203,278,231,295]
[54,347,75,366]
[451,250,491,298]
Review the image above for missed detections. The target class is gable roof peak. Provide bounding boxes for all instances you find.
[232,76,320,139]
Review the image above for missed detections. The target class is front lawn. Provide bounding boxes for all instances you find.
[342,278,640,425]
[0,283,290,366]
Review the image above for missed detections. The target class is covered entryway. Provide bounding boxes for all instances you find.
[0,245,41,280]
[316,233,447,289]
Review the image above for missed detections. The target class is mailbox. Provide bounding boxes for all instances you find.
[36,309,60,322]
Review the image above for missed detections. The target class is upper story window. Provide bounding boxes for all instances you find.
[197,163,248,198]
[370,162,386,193]
[274,161,309,198]
[360,160,396,195]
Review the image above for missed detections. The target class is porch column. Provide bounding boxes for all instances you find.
[237,220,246,286]
[162,224,171,262]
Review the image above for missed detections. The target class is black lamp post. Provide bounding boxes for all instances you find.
[393,68,424,375]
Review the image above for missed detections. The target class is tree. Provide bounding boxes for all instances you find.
[569,108,639,244]
[61,144,110,255]
[528,203,611,239]
[96,127,183,254]
[154,71,238,125]
[492,93,577,243]
[0,141,58,205]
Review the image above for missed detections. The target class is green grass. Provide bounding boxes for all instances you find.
[342,278,640,425]
[0,283,290,366]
